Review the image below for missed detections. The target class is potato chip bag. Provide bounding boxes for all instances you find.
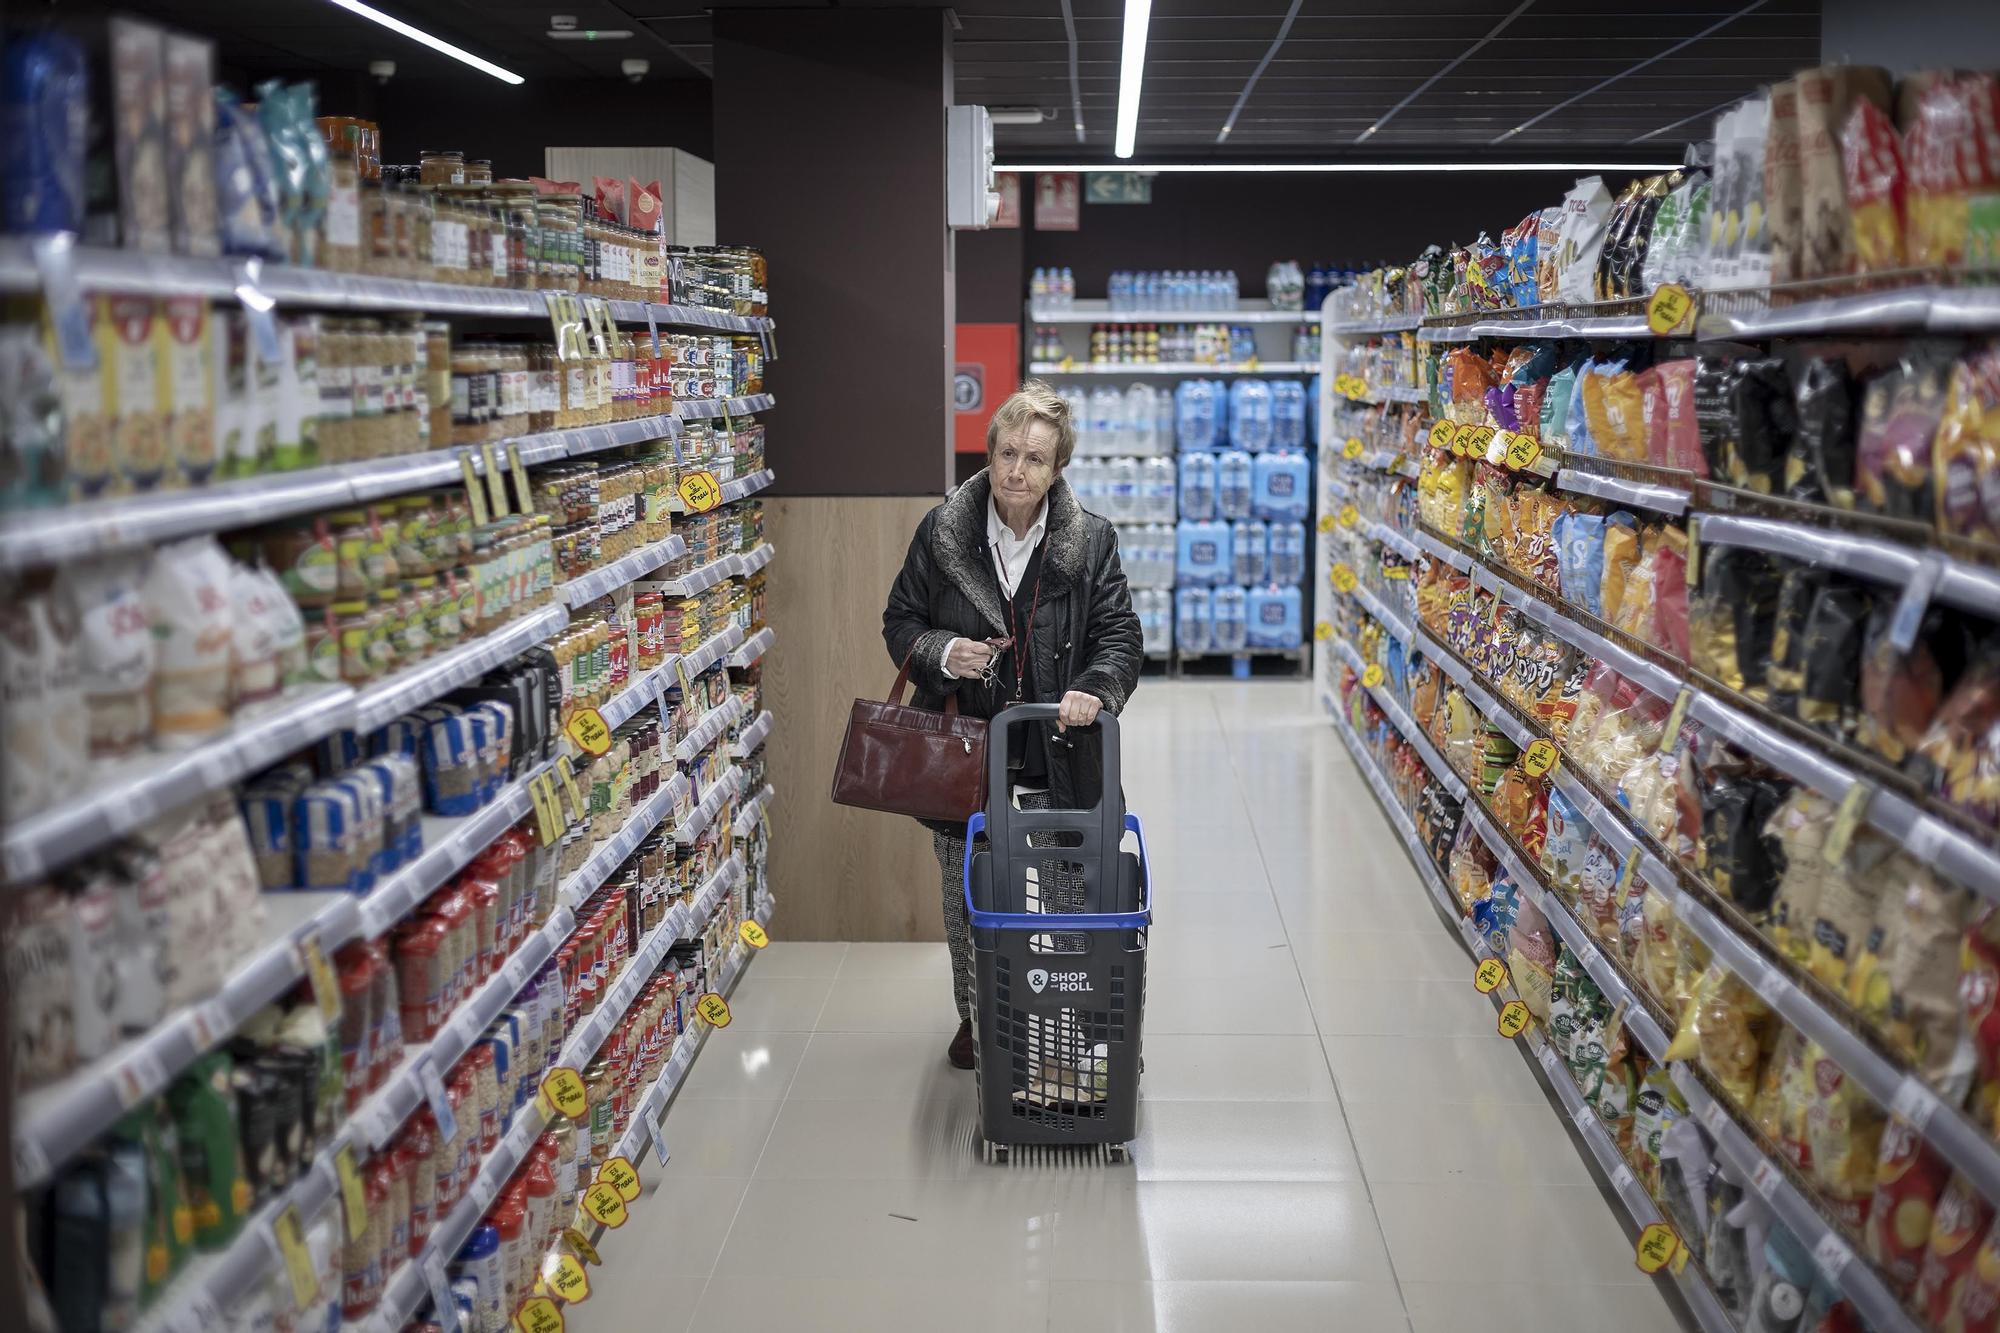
[1575,836,1623,946]
[1868,1114,1953,1298]
[1542,364,1578,446]
[1850,858,1970,1086]
[1540,784,1591,899]
[1554,510,1610,619]
[1945,1211,2000,1333]
[1842,97,1906,271]
[1599,519,1643,628]
[1753,1026,1808,1151]
[1934,348,2000,548]
[1915,1173,1995,1327]
[1800,1042,1884,1232]
[1629,1064,1687,1198]
[1583,364,1648,463]
[1915,655,2000,829]
[1665,961,1775,1109]
[1610,527,1664,644]
[1509,893,1557,1021]
[1470,869,1519,956]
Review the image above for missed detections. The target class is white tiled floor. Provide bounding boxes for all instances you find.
[576,682,1687,1332]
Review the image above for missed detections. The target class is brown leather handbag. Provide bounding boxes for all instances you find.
[830,654,988,823]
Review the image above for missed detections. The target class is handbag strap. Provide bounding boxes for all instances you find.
[890,646,959,716]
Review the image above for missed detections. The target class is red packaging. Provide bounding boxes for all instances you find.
[1916,1172,1995,1324]
[1842,98,1906,271]
[1951,1211,2000,1333]
[365,936,400,1083]
[524,1138,559,1257]
[592,175,626,226]
[434,885,475,1011]
[385,1142,416,1262]
[397,1112,437,1256]
[1906,77,1978,267]
[1868,1115,1954,1297]
[393,915,449,1044]
[1964,906,2000,1123]
[336,944,376,1110]
[464,870,502,982]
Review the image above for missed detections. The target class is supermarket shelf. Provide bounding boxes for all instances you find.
[1027,360,1317,376]
[1,683,356,885]
[1349,584,1414,648]
[667,467,774,514]
[1322,313,1424,336]
[676,765,741,847]
[659,550,740,597]
[1696,512,2000,622]
[1410,526,1471,572]
[0,236,774,331]
[1410,283,2000,344]
[673,392,776,420]
[362,853,745,1333]
[1418,309,1652,343]
[557,774,693,917]
[1331,637,1465,802]
[732,783,777,838]
[353,603,570,733]
[1340,635,1914,1329]
[1488,575,1683,701]
[1027,301,1318,325]
[737,542,776,578]
[729,710,774,760]
[1368,520,1421,563]
[676,698,746,765]
[611,892,775,1168]
[1556,468,1691,517]
[728,626,776,669]
[681,622,747,679]
[558,535,690,607]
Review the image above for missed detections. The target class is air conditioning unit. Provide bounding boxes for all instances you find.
[947,105,999,230]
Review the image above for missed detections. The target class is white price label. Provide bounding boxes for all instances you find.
[505,954,530,990]
[160,1290,223,1333]
[13,1135,51,1186]
[186,1000,233,1049]
[1572,1101,1597,1132]
[469,1169,498,1212]
[422,1249,462,1333]
[650,1117,671,1167]
[1610,1164,1637,1193]
[1751,1158,1782,1200]
[1700,1099,1730,1135]
[1891,1075,1943,1131]
[1811,1231,1854,1280]
[419,1057,457,1146]
[113,1047,169,1108]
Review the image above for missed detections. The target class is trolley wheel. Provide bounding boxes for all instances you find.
[992,1143,1010,1164]
[1107,1144,1128,1165]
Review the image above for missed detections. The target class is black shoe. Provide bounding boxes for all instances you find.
[948,1019,975,1069]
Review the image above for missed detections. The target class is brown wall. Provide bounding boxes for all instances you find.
[713,9,955,498]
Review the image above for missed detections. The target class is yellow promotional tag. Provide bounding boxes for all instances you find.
[1686,516,1701,589]
[1521,738,1559,778]
[565,707,612,757]
[1645,283,1697,337]
[335,1145,368,1244]
[543,1252,591,1305]
[558,758,587,822]
[1505,432,1543,471]
[528,777,561,847]
[563,1228,602,1266]
[1361,664,1385,689]
[1466,426,1496,459]
[1383,564,1410,580]
[1426,420,1453,451]
[1331,564,1357,594]
[539,773,571,833]
[739,919,770,949]
[581,1181,628,1229]
[677,470,722,513]
[1496,1000,1531,1039]
[1339,504,1359,528]
[1313,621,1332,641]
[1823,782,1873,866]
[1618,846,1641,893]
[1342,437,1365,461]
[1474,958,1508,994]
[480,443,509,518]
[1635,1221,1683,1275]
[508,444,534,517]
[598,1156,642,1202]
[515,1295,565,1333]
[1387,452,1407,474]
[542,1067,589,1121]
[273,1206,319,1309]
[1658,687,1692,754]
[460,453,492,528]
[1317,514,1335,534]
[696,992,732,1028]
[299,932,342,1026]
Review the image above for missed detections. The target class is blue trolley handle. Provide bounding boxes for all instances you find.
[961,810,1153,930]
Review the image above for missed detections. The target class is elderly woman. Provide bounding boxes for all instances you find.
[882,381,1143,1069]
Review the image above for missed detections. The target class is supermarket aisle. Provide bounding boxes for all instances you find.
[578,682,1684,1333]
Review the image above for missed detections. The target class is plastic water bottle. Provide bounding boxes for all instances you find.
[1123,383,1158,454]
[1088,386,1123,453]
[1212,585,1248,652]
[1216,449,1253,521]
[1247,585,1303,648]
[1031,268,1049,309]
[1232,519,1268,585]
[1177,451,1216,522]
[1105,456,1137,524]
[1176,587,1212,655]
[1229,380,1272,453]
[1268,520,1306,585]
[1270,381,1306,451]
[1141,456,1177,522]
[1251,451,1310,523]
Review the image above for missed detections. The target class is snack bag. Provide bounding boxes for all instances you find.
[1628,1063,1687,1197]
[1797,65,1892,280]
[1915,1173,1996,1326]
[1786,356,1861,509]
[1856,350,1952,524]
[1857,599,1953,767]
[1935,348,2000,548]
[1598,518,1643,629]
[1800,1042,1885,1232]
[1665,961,1776,1109]
[1796,583,1875,743]
[1700,759,1789,918]
[1766,79,1805,284]
[1546,948,1598,1067]
[1470,869,1520,957]
[1541,784,1592,900]
[1868,1115,1955,1298]
[1849,857,1970,1086]
[1961,904,2000,1128]
[1553,511,1610,619]
[1575,836,1623,946]
[1914,654,2000,828]
[1947,1212,2000,1333]
[1689,547,1784,697]
[1842,98,1906,271]
[1508,892,1558,1021]
[1553,177,1615,302]
[1582,364,1647,463]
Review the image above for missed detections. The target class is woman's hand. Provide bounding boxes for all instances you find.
[1056,690,1102,731]
[945,638,999,679]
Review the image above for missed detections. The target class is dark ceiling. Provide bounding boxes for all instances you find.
[51,0,1820,158]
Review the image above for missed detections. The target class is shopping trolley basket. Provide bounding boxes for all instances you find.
[961,704,1151,1159]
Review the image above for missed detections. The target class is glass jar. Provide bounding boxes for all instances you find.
[419,149,466,188]
[423,322,453,447]
[329,510,373,597]
[395,495,434,575]
[537,193,582,291]
[494,182,537,290]
[324,151,363,272]
[528,345,558,433]
[395,582,431,663]
[499,345,530,439]
[333,600,377,683]
[466,159,493,187]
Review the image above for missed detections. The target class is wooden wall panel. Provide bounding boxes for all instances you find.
[763,495,944,941]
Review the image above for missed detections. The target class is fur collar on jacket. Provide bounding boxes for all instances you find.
[933,469,1091,635]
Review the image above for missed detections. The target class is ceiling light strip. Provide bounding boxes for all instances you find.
[322,0,525,84]
[1216,0,1304,143]
[1492,0,1768,144]
[1355,0,1536,143]
[1113,0,1153,159]
[1060,0,1086,144]
[993,161,1681,174]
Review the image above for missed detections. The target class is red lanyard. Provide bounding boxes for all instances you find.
[992,540,1043,702]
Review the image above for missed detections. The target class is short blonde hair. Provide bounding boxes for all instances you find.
[986,380,1076,471]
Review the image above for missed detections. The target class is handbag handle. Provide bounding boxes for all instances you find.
[889,645,959,716]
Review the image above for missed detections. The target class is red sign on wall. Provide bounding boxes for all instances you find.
[1034,173,1080,231]
[954,322,1020,454]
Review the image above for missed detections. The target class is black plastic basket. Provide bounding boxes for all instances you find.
[961,705,1151,1153]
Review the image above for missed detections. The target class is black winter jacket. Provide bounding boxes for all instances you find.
[882,470,1144,833]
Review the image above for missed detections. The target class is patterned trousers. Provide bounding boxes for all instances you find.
[933,790,1088,1025]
